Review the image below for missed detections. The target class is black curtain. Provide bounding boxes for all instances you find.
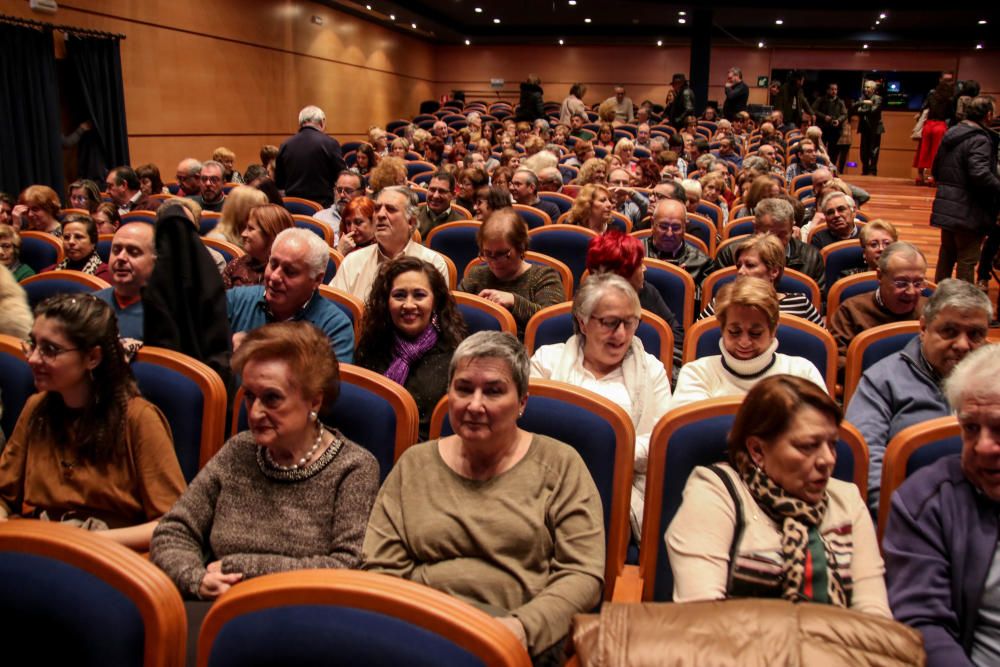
[65,34,129,181]
[0,22,63,198]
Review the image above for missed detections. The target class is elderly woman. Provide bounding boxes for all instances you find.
[355,257,467,441]
[368,156,407,194]
[45,214,112,282]
[13,185,62,236]
[0,294,185,548]
[667,374,890,616]
[92,202,121,235]
[212,147,242,184]
[458,209,565,339]
[574,157,609,186]
[152,322,378,598]
[222,203,294,288]
[135,164,167,196]
[674,277,826,408]
[700,234,824,325]
[700,172,730,225]
[472,185,512,222]
[364,331,605,659]
[455,166,488,212]
[336,195,377,256]
[585,230,684,370]
[564,183,614,232]
[0,224,35,281]
[0,264,31,338]
[530,272,671,536]
[835,219,899,280]
[208,185,268,247]
[613,138,638,177]
[734,175,782,219]
[67,179,102,213]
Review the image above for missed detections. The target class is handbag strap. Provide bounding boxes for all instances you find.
[708,464,745,596]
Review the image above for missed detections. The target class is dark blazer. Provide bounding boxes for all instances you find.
[274,125,346,208]
[723,81,749,120]
[931,121,1000,235]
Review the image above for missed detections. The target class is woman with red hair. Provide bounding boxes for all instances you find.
[336,196,376,256]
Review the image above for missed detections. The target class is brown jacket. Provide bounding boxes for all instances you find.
[571,600,925,667]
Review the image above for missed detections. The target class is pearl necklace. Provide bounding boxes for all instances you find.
[265,425,325,471]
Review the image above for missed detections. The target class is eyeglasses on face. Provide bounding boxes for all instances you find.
[21,338,79,362]
[891,279,926,291]
[592,315,640,333]
[480,248,513,261]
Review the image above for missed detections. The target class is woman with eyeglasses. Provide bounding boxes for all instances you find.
[0,294,185,549]
[529,272,671,537]
[838,219,898,280]
[355,257,467,441]
[673,277,826,409]
[66,179,102,213]
[457,209,565,340]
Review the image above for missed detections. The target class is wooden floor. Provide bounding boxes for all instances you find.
[855,176,1000,337]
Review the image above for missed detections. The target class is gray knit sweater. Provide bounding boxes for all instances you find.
[151,428,379,598]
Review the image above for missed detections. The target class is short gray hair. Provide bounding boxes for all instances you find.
[201,160,225,176]
[742,156,768,173]
[945,344,1000,408]
[680,178,702,199]
[272,227,329,279]
[878,241,926,273]
[449,331,530,399]
[729,67,743,79]
[298,105,326,126]
[513,169,539,188]
[819,191,855,212]
[379,185,419,221]
[755,197,794,226]
[538,167,563,186]
[572,272,641,336]
[179,158,202,176]
[923,278,994,324]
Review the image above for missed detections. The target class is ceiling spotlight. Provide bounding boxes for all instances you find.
[875,20,880,25]
[365,4,372,9]
[863,43,869,49]
[558,39,564,45]
[493,18,500,23]
[474,7,482,12]
[678,11,686,16]
[411,22,417,28]
[656,39,663,46]
[879,12,887,19]
[775,19,783,25]
[585,17,591,23]
[389,13,395,20]
[979,19,988,25]
[464,39,471,45]
[758,41,765,48]
[976,43,984,49]
[568,0,577,4]
[678,18,686,24]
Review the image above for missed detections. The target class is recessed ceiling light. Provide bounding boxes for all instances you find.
[568,0,577,5]
[979,19,988,25]
[389,13,395,20]
[678,18,686,24]
[758,41,765,48]
[411,22,417,28]
[558,39,564,45]
[365,4,372,9]
[875,20,880,25]
[656,39,663,46]
[474,7,482,12]
[493,18,501,23]
[678,11,686,16]
[863,43,869,49]
[464,39,471,45]
[584,17,591,23]
[775,19,783,25]
[879,12,887,19]
[976,43,984,49]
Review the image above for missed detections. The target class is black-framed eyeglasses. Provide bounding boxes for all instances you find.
[480,248,513,261]
[592,316,640,333]
[21,338,79,362]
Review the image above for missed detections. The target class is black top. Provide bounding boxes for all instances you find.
[274,126,346,208]
[723,81,749,120]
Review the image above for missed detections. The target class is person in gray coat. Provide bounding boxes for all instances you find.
[930,96,1000,284]
[845,279,993,512]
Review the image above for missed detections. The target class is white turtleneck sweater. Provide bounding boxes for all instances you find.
[671,338,827,409]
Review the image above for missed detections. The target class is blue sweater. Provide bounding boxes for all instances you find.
[845,336,950,510]
[883,455,998,667]
[226,285,354,363]
[93,287,144,341]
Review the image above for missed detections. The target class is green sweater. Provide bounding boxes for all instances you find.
[457,263,566,339]
[363,434,605,655]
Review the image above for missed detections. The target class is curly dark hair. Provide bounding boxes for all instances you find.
[28,294,138,465]
[355,257,467,367]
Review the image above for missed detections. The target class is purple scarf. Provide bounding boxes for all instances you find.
[385,319,439,386]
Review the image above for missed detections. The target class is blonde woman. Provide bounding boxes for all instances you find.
[564,184,613,232]
[207,186,268,246]
[573,157,609,186]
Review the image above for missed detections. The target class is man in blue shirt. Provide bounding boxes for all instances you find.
[227,228,354,362]
[93,222,156,341]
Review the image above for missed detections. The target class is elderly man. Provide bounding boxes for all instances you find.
[757,144,786,179]
[175,158,202,197]
[314,169,364,231]
[93,222,157,340]
[712,197,826,291]
[846,280,992,511]
[786,139,822,182]
[810,191,860,249]
[274,105,346,208]
[331,186,449,302]
[192,160,226,213]
[431,120,452,145]
[722,67,749,120]
[105,166,162,215]
[509,169,562,223]
[829,242,929,369]
[883,343,1000,667]
[415,172,463,238]
[635,123,652,148]
[643,197,712,294]
[853,80,885,176]
[607,168,649,229]
[603,86,635,124]
[930,96,1000,285]
[227,228,354,361]
[536,167,563,193]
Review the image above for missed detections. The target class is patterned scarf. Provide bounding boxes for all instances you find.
[384,315,439,386]
[57,252,103,276]
[735,451,848,607]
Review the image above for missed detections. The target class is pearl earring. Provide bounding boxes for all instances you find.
[309,410,318,422]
